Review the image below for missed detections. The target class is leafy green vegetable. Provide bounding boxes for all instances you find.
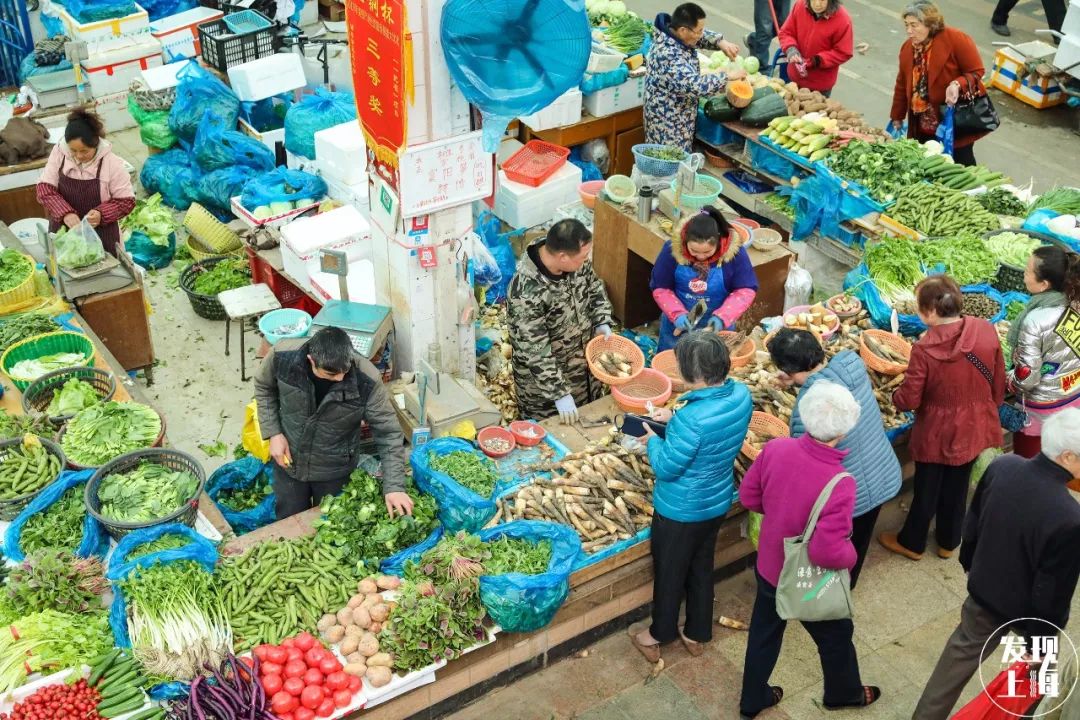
[603,14,651,53]
[0,609,112,691]
[19,484,85,554]
[55,226,105,269]
[0,313,61,354]
[826,139,928,203]
[0,249,33,293]
[1033,187,1080,215]
[0,408,54,442]
[126,532,192,560]
[977,188,1030,216]
[5,550,108,616]
[429,450,499,497]
[46,377,101,416]
[9,352,89,381]
[121,193,179,247]
[1006,300,1026,322]
[97,461,200,523]
[640,146,687,162]
[985,231,1042,268]
[865,236,923,306]
[482,536,552,575]
[914,235,997,285]
[192,259,250,296]
[61,401,162,467]
[313,469,439,568]
[219,472,272,511]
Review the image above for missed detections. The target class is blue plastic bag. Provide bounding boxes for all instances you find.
[196,166,259,215]
[935,105,955,158]
[410,438,498,533]
[19,52,73,84]
[475,211,520,302]
[580,65,629,93]
[379,526,444,576]
[137,0,195,20]
[204,457,275,535]
[40,11,64,37]
[748,141,797,181]
[243,96,291,133]
[193,112,275,172]
[476,520,581,632]
[240,167,327,212]
[843,263,926,336]
[3,469,108,561]
[126,230,176,270]
[106,523,218,647]
[60,0,137,22]
[781,173,843,240]
[284,89,356,160]
[568,146,603,182]
[139,149,196,210]
[1024,209,1080,252]
[169,63,240,143]
[886,119,908,140]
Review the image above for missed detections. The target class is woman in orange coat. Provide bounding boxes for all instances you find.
[888,1,989,166]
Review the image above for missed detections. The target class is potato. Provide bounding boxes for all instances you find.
[375,574,401,590]
[351,606,371,629]
[340,636,360,656]
[366,666,392,688]
[322,625,346,643]
[368,603,390,623]
[344,662,368,678]
[357,578,379,595]
[316,614,337,632]
[361,593,384,609]
[369,622,382,634]
[358,632,380,657]
[336,607,354,626]
[344,624,365,639]
[347,594,366,609]
[346,652,364,664]
[367,652,393,667]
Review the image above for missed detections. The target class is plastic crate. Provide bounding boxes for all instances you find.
[198,13,275,72]
[223,9,271,33]
[503,140,570,187]
[246,246,307,308]
[695,109,740,147]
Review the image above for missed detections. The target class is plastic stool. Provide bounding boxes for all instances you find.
[219,283,281,381]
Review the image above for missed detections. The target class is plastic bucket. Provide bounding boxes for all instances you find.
[259,308,312,345]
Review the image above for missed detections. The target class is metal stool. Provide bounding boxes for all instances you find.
[219,283,281,381]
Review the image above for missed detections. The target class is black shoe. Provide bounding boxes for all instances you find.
[744,32,753,51]
[991,22,1011,36]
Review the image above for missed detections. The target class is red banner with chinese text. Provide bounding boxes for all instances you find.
[346,0,413,176]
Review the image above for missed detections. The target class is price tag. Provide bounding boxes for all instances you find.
[418,246,437,268]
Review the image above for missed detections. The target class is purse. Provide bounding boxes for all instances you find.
[963,352,1030,432]
[942,73,1000,134]
[775,472,855,622]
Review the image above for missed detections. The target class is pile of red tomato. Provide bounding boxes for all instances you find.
[253,632,362,720]
[0,679,101,720]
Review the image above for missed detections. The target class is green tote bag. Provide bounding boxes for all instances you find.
[775,472,855,622]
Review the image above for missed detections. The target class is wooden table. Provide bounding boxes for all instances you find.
[0,156,48,226]
[519,108,645,177]
[591,198,795,329]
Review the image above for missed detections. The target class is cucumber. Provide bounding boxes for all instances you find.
[98,668,140,693]
[101,685,143,704]
[98,696,148,719]
[98,659,136,682]
[124,709,165,720]
[88,649,122,686]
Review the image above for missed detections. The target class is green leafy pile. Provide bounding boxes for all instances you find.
[985,232,1042,268]
[482,536,552,575]
[977,188,1030,216]
[865,236,923,305]
[192,259,250,296]
[55,227,105,269]
[0,313,61,354]
[219,472,272,511]
[19,485,86,554]
[9,352,90,381]
[0,408,54,442]
[0,609,112,691]
[826,139,928,203]
[314,469,438,568]
[61,401,162,467]
[1033,187,1080,215]
[429,450,499,497]
[47,378,101,416]
[5,550,108,616]
[120,193,178,247]
[640,146,686,162]
[0,249,33,293]
[97,462,200,523]
[602,13,651,54]
[914,235,997,285]
[1006,300,1026,322]
[126,532,191,560]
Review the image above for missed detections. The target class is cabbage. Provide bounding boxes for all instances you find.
[711,51,730,66]
[120,193,178,248]
[744,56,760,74]
[607,1,626,15]
[252,206,273,220]
[292,198,317,208]
[592,0,611,15]
[269,201,295,215]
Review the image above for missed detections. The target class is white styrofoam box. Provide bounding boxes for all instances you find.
[1054,36,1080,79]
[314,121,367,185]
[230,196,323,230]
[286,150,320,175]
[323,175,370,210]
[280,206,373,292]
[139,58,195,90]
[300,0,318,27]
[1064,0,1080,38]
[518,89,583,132]
[56,2,149,43]
[82,35,163,98]
[228,53,307,102]
[150,6,221,62]
[309,259,377,304]
[493,162,582,230]
[583,74,647,117]
[238,117,286,156]
[498,137,524,168]
[92,91,137,132]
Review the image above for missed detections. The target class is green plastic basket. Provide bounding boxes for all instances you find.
[1,331,96,391]
[669,173,723,209]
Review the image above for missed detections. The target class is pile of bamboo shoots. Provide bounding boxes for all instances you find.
[476,306,519,423]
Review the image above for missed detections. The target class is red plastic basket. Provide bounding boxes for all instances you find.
[503,140,571,187]
[246,246,306,307]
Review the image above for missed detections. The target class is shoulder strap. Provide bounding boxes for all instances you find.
[964,351,993,386]
[800,472,850,541]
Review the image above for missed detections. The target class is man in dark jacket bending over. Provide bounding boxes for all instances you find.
[254,327,413,520]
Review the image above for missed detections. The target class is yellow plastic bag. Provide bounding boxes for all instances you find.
[242,400,270,462]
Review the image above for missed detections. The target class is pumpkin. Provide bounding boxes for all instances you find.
[726,80,754,109]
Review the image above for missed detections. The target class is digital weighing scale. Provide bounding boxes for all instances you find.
[309,250,393,358]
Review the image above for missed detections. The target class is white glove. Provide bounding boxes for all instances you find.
[555,394,579,425]
[595,324,613,339]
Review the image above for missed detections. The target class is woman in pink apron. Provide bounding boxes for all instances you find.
[36,110,135,256]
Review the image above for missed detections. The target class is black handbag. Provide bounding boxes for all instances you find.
[942,73,1000,134]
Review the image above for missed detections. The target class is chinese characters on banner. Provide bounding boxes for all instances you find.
[346,0,413,187]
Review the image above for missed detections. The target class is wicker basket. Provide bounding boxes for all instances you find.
[22,366,117,426]
[586,335,646,387]
[983,228,1065,293]
[718,332,755,369]
[1,331,96,391]
[611,369,673,413]
[180,257,249,321]
[0,437,66,520]
[186,234,242,263]
[183,203,241,254]
[650,350,686,393]
[826,294,863,319]
[741,411,790,462]
[60,408,167,471]
[860,329,911,376]
[85,448,205,540]
[0,253,40,311]
[703,148,735,169]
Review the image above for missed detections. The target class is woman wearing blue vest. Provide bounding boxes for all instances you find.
[767,328,902,586]
[650,206,759,352]
[628,332,753,662]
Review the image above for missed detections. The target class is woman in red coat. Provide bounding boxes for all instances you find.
[878,275,1004,562]
[888,1,988,166]
[777,0,853,96]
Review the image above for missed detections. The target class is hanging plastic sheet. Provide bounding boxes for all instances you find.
[3,469,107,561]
[204,456,276,535]
[169,63,240,143]
[283,89,356,160]
[441,0,591,150]
[193,112,275,172]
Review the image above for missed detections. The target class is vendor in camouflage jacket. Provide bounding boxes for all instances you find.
[507,219,614,424]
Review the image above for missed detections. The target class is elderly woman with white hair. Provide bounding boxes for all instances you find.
[738,381,882,718]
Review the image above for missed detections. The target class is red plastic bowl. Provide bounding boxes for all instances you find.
[477,426,517,458]
[509,420,546,447]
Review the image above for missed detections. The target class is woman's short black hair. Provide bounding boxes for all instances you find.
[65,109,105,148]
[675,331,730,386]
[546,219,592,254]
[1032,245,1070,292]
[767,328,825,375]
[307,327,353,374]
[671,2,706,30]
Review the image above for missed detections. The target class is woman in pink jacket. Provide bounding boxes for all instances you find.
[738,381,881,717]
[777,0,854,96]
[36,110,135,257]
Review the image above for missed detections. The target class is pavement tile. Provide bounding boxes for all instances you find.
[597,675,711,720]
[665,645,780,720]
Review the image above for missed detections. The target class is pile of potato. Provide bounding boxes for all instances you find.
[763,79,884,137]
[317,574,401,689]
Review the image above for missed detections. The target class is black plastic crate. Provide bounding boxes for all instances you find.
[198,12,275,72]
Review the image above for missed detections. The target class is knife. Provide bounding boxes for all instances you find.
[675,298,709,337]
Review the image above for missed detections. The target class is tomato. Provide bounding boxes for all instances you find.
[267,646,289,665]
[284,660,307,678]
[318,657,342,675]
[294,709,316,720]
[271,691,299,714]
[347,675,362,693]
[253,644,271,661]
[278,715,294,720]
[324,672,348,692]
[294,632,317,652]
[281,637,296,648]
[261,661,283,676]
[303,668,324,686]
[300,685,325,710]
[333,689,353,708]
[283,677,305,697]
[286,646,305,664]
[261,674,283,696]
[315,697,335,717]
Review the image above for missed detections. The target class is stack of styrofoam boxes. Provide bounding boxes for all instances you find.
[583,73,647,117]
[988,41,1067,108]
[494,161,583,230]
[149,6,223,62]
[518,89,583,132]
[280,205,373,294]
[56,2,150,41]
[405,0,472,145]
[230,53,308,159]
[313,122,369,212]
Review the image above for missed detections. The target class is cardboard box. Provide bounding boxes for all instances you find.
[150,6,222,61]
[82,35,163,98]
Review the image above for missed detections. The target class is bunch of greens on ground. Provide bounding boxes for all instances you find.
[0,249,33,293]
[977,188,1030,216]
[61,401,162,466]
[0,313,61,354]
[0,609,112,691]
[47,377,101,416]
[429,450,499,497]
[865,236,923,306]
[19,484,85,554]
[985,231,1042,268]
[97,462,200,523]
[482,536,552,575]
[192,259,250,296]
[219,472,272,511]
[120,193,179,247]
[5,550,107,616]
[914,235,997,286]
[9,352,88,381]
[314,469,438,568]
[0,408,54,442]
[825,139,927,203]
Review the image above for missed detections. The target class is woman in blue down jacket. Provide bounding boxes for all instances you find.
[628,331,753,662]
